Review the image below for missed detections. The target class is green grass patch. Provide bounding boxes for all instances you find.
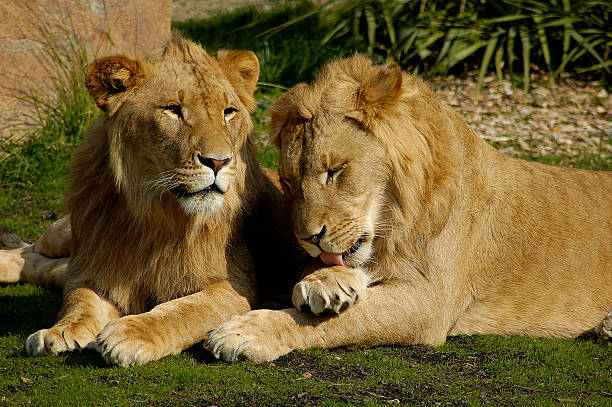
[525,151,612,172]
[488,137,612,172]
[1,287,610,406]
[0,133,72,241]
[173,1,346,88]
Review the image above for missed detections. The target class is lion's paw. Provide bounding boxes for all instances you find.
[0,250,25,283]
[26,324,96,356]
[208,310,293,363]
[95,316,160,367]
[292,266,369,315]
[592,312,612,344]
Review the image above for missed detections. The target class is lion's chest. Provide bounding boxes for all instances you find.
[97,239,230,314]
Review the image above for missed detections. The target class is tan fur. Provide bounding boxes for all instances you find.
[1,35,301,366]
[208,54,612,363]
[0,218,71,286]
[292,263,370,315]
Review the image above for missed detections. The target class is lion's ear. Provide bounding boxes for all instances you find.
[217,50,260,112]
[269,83,310,149]
[350,61,403,123]
[269,92,293,149]
[86,55,145,112]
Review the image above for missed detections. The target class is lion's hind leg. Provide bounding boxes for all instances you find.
[32,216,72,258]
[26,285,119,356]
[0,248,28,283]
[0,250,70,286]
[0,216,72,286]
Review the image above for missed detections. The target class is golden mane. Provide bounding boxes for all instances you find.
[270,55,469,271]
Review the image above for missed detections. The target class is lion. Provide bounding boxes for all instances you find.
[0,35,301,366]
[207,54,612,363]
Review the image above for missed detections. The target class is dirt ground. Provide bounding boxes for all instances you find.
[429,73,611,163]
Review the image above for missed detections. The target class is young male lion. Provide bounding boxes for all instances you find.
[208,54,612,362]
[0,35,301,366]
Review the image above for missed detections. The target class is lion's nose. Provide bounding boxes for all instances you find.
[301,225,326,246]
[197,154,231,175]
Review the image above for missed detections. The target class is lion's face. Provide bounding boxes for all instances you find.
[276,113,388,268]
[270,55,412,268]
[85,38,260,218]
[115,59,252,215]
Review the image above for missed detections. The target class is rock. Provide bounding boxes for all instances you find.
[0,0,171,140]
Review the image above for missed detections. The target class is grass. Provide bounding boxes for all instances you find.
[1,285,610,406]
[0,16,98,241]
[0,1,610,406]
[173,2,347,89]
[487,138,612,172]
[0,132,73,241]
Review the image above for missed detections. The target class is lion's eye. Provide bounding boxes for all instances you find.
[162,104,183,120]
[326,163,346,184]
[223,107,238,122]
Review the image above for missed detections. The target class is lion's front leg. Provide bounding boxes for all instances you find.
[209,283,450,363]
[208,309,302,363]
[26,285,120,356]
[292,266,370,314]
[96,280,252,367]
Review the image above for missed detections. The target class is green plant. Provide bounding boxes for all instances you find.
[314,0,611,91]
[9,3,100,146]
[0,4,99,240]
[173,1,346,87]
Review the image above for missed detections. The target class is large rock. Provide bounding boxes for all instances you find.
[0,0,171,139]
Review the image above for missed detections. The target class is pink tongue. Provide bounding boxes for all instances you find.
[320,251,344,266]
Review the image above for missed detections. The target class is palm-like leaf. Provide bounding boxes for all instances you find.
[267,0,611,90]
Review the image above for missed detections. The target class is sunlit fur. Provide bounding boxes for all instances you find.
[69,35,264,312]
[207,54,611,363]
[0,35,299,367]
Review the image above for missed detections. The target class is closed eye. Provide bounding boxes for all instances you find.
[224,107,238,122]
[326,163,347,184]
[162,104,183,120]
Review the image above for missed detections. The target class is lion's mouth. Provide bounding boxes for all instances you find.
[170,184,222,199]
[342,234,367,259]
[319,234,368,266]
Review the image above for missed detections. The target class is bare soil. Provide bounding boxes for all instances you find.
[430,73,611,163]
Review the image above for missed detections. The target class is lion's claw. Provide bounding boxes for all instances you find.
[292,267,369,315]
[208,310,293,363]
[96,317,160,367]
[26,325,96,356]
